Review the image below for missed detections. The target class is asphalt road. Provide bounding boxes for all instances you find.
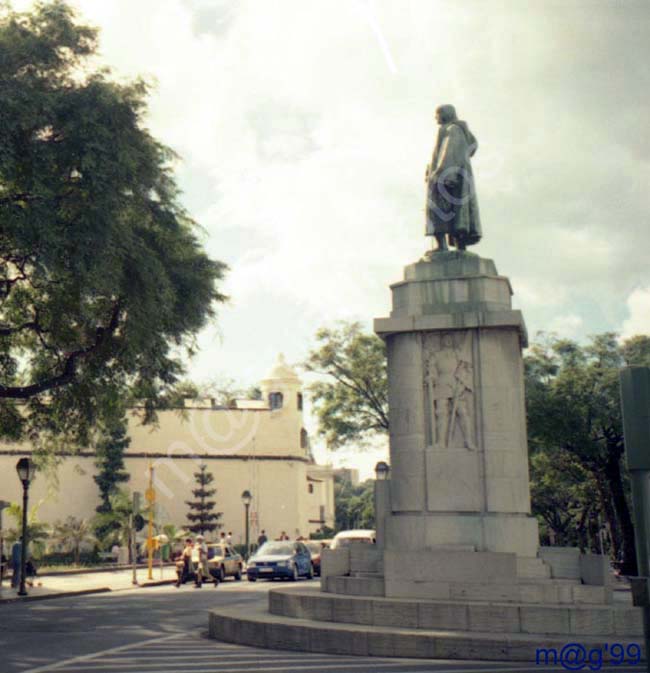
[0,579,643,673]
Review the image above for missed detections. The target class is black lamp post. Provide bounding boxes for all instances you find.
[15,457,34,597]
[375,461,390,481]
[241,490,252,560]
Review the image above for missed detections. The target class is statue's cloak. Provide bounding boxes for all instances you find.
[426,121,482,246]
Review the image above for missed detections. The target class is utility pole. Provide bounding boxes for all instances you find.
[131,492,141,585]
[145,464,156,581]
[619,367,650,673]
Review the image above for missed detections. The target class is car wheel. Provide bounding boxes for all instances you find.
[290,564,298,581]
[248,576,256,582]
[219,565,226,582]
[234,565,242,581]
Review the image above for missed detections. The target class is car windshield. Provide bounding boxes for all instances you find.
[207,545,224,560]
[256,542,293,556]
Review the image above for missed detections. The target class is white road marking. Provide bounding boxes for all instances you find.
[55,664,454,673]
[19,633,186,673]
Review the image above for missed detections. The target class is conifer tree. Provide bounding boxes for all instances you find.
[93,418,130,542]
[186,464,222,535]
[94,420,130,514]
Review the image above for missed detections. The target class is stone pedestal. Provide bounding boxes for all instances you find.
[207,251,634,660]
[374,251,539,569]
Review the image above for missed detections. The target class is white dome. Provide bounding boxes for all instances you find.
[263,353,300,383]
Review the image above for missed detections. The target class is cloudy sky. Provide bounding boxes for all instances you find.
[15,0,650,475]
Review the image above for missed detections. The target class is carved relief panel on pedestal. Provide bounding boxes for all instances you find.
[423,331,476,450]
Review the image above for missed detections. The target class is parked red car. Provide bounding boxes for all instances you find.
[305,540,331,577]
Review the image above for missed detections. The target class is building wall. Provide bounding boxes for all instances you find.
[0,359,334,543]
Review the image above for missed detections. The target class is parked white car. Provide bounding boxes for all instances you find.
[330,529,376,549]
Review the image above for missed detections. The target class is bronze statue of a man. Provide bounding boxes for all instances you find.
[425,104,482,252]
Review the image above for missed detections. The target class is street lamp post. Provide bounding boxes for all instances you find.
[15,458,35,597]
[241,490,252,560]
[374,461,390,549]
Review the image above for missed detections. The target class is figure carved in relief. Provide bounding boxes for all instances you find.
[427,334,475,450]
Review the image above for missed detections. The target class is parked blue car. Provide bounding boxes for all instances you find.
[246,540,313,581]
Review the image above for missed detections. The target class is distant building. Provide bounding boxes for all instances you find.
[334,468,360,486]
[0,355,334,542]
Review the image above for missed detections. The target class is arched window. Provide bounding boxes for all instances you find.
[300,428,309,449]
[308,483,314,494]
[297,393,303,410]
[269,392,283,409]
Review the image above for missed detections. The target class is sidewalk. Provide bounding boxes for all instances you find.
[0,565,176,603]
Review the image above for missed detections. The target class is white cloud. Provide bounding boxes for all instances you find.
[547,314,584,339]
[621,288,650,340]
[10,0,650,416]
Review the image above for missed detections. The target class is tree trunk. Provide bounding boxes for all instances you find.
[594,476,620,560]
[605,449,638,575]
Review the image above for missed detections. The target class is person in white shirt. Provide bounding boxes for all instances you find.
[192,535,209,588]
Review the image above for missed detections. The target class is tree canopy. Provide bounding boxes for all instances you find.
[525,332,650,574]
[0,1,226,449]
[334,476,375,531]
[304,321,388,449]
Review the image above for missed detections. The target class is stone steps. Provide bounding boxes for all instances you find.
[516,556,551,579]
[273,586,641,638]
[324,573,612,604]
[208,600,644,662]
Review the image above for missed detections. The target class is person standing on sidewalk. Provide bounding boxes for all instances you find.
[175,538,194,587]
[192,535,209,588]
[10,541,21,588]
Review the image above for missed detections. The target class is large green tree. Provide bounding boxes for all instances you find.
[304,321,388,449]
[525,333,650,574]
[0,1,226,449]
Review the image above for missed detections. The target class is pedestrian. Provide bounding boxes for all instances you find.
[280,530,289,541]
[192,534,209,588]
[25,556,37,587]
[257,530,267,547]
[175,538,194,587]
[226,531,233,545]
[111,542,120,563]
[219,531,227,545]
[10,540,21,588]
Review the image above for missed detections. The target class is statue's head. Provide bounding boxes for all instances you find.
[441,334,454,348]
[435,104,457,125]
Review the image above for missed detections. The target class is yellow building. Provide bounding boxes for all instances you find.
[0,355,335,544]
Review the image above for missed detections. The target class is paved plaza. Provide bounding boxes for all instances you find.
[0,579,641,673]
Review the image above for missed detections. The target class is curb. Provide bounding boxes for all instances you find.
[139,579,176,588]
[0,578,176,603]
[0,587,112,605]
